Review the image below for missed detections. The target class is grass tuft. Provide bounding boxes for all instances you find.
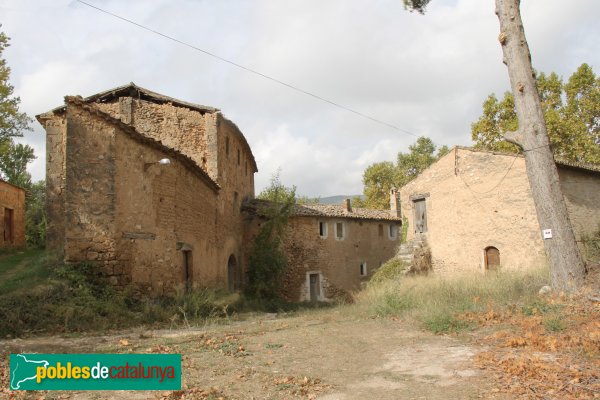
[355,266,548,334]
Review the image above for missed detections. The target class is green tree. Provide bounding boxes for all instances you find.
[25,180,46,248]
[404,0,587,291]
[0,27,31,139]
[472,64,600,164]
[0,139,35,188]
[357,137,448,209]
[247,172,296,299]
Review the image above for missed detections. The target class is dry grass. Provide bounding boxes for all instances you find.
[354,267,548,333]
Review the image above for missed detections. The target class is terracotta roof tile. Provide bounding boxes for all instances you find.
[243,199,401,222]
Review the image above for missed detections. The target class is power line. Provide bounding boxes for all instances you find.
[75,0,420,138]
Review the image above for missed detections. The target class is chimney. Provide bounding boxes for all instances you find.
[390,188,400,218]
[344,198,352,213]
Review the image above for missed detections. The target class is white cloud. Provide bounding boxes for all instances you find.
[1,0,599,193]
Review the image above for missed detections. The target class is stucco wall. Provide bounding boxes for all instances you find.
[279,217,400,301]
[0,181,26,248]
[400,148,546,273]
[558,167,600,243]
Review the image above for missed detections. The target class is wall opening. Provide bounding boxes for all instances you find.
[335,222,345,240]
[228,254,238,292]
[360,262,367,276]
[309,273,321,302]
[413,198,427,233]
[484,246,500,271]
[319,221,327,238]
[182,249,193,292]
[225,136,230,157]
[388,224,397,240]
[3,208,14,244]
[378,224,383,237]
[237,149,241,165]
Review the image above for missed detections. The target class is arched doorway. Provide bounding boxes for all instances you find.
[484,246,500,271]
[227,255,237,292]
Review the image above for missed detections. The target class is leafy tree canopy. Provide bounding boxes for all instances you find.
[0,139,35,188]
[355,137,448,210]
[0,27,31,139]
[247,171,296,299]
[471,63,600,164]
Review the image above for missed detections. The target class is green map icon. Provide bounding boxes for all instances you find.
[10,354,49,390]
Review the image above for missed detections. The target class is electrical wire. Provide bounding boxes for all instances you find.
[75,0,420,138]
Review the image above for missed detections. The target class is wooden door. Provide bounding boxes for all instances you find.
[4,208,13,243]
[414,199,427,233]
[485,247,500,271]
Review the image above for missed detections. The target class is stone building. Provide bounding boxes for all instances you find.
[399,146,600,274]
[244,196,402,301]
[37,83,257,293]
[37,83,401,297]
[0,180,26,249]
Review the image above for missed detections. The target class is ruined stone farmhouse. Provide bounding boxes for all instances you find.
[37,83,400,299]
[244,196,402,301]
[399,146,600,274]
[0,180,26,249]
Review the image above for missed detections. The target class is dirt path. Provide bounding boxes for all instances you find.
[1,308,500,399]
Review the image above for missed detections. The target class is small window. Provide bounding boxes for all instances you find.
[360,262,367,276]
[319,221,328,238]
[237,149,240,165]
[335,222,345,240]
[245,161,248,176]
[225,136,230,157]
[388,224,397,240]
[378,224,383,237]
[233,191,239,214]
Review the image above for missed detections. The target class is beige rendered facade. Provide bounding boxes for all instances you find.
[399,147,600,274]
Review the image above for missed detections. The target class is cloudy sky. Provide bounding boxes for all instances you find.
[2,0,599,197]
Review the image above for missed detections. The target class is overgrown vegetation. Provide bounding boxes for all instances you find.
[0,249,239,337]
[369,258,407,284]
[356,267,548,333]
[582,223,600,264]
[246,171,296,300]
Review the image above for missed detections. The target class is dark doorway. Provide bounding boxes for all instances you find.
[3,208,14,244]
[309,273,320,302]
[183,250,193,291]
[484,247,500,271]
[228,255,237,292]
[413,199,427,233]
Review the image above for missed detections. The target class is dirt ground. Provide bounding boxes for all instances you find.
[0,307,502,400]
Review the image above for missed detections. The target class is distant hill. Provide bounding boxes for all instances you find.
[317,195,364,205]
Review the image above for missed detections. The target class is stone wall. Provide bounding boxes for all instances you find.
[114,128,221,293]
[63,105,119,276]
[214,114,256,290]
[279,216,400,301]
[0,181,26,248]
[96,99,212,176]
[38,112,67,252]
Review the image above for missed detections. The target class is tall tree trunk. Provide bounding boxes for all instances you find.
[495,0,586,292]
